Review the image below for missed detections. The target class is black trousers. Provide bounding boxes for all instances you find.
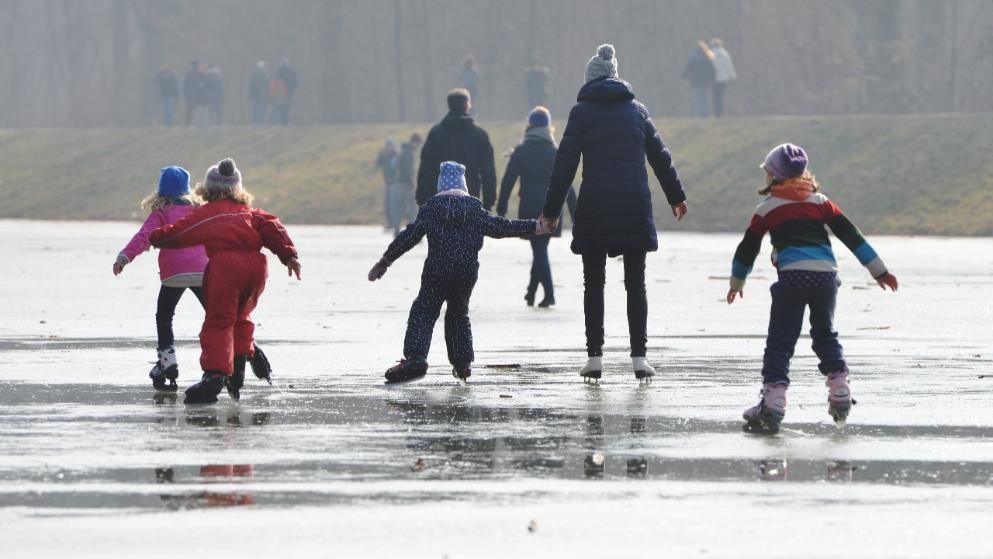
[156,285,206,350]
[582,251,648,358]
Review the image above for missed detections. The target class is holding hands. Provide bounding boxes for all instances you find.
[536,215,559,236]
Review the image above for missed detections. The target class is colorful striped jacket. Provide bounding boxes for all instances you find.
[730,179,887,291]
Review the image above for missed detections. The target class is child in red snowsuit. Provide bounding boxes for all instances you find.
[150,158,301,404]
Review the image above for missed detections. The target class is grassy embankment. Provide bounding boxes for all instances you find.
[1,113,990,234]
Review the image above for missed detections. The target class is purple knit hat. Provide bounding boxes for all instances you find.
[528,106,551,127]
[761,143,808,181]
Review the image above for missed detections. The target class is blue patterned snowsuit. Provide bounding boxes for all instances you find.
[384,193,537,366]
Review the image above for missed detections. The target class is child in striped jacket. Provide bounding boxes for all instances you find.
[726,143,898,434]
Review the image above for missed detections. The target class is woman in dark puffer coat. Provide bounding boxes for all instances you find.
[541,44,688,384]
[497,106,577,308]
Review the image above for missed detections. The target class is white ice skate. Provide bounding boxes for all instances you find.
[580,357,602,385]
[632,357,656,385]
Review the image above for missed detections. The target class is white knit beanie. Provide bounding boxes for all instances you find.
[585,44,618,83]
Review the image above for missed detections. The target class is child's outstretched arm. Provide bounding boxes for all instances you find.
[149,205,211,249]
[822,201,898,291]
[114,211,165,275]
[727,215,767,304]
[478,206,539,238]
[251,209,301,280]
[369,207,429,282]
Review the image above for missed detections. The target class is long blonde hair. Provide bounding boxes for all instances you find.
[194,182,254,206]
[139,191,203,212]
[758,169,820,196]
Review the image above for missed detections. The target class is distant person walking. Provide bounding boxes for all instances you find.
[681,41,716,118]
[183,61,211,127]
[206,64,225,125]
[269,58,298,125]
[497,106,577,308]
[416,89,497,211]
[388,133,423,236]
[458,56,481,112]
[248,61,269,126]
[540,44,688,384]
[710,38,737,117]
[154,67,180,127]
[525,62,551,110]
[376,138,399,228]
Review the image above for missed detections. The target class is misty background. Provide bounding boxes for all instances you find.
[3,0,992,128]
[1,0,991,235]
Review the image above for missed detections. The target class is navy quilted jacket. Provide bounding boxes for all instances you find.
[384,193,536,273]
[542,77,685,256]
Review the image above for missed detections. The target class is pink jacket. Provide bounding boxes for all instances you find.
[119,204,209,281]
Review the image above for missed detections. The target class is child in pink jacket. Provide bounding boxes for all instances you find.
[113,166,208,391]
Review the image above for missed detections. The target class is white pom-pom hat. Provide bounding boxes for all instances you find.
[585,44,618,83]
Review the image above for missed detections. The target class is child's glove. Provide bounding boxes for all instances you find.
[112,254,128,276]
[369,258,391,282]
[285,257,302,280]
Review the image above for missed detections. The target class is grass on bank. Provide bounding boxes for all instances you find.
[0,113,991,235]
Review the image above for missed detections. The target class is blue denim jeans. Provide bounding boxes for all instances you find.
[761,279,846,385]
[692,85,710,118]
[527,236,552,299]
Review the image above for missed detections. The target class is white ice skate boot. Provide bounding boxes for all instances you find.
[632,357,656,384]
[579,356,602,385]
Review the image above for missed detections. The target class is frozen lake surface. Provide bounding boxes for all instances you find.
[1,220,992,557]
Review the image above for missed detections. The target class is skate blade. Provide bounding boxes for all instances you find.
[635,371,654,386]
[384,373,427,386]
[742,418,781,435]
[581,371,602,386]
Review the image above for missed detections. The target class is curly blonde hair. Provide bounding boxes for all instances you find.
[194,182,254,206]
[139,192,203,212]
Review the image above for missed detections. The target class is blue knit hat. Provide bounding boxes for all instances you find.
[528,106,551,127]
[437,161,467,193]
[762,143,808,181]
[158,166,191,196]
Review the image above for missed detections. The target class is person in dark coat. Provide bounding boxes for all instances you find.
[497,106,577,308]
[541,44,688,384]
[681,41,717,118]
[375,138,399,228]
[248,61,269,126]
[416,89,497,210]
[271,58,298,125]
[388,133,423,236]
[525,62,550,110]
[155,67,179,127]
[369,162,545,385]
[205,64,225,126]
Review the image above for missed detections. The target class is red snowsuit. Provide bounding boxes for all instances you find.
[150,199,297,375]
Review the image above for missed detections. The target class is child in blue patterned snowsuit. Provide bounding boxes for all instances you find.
[369,161,545,384]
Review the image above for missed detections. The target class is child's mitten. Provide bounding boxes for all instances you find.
[369,258,391,281]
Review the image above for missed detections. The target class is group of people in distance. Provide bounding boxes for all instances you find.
[116,44,898,435]
[154,58,298,127]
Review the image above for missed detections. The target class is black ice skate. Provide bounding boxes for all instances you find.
[149,346,179,392]
[452,365,472,383]
[184,371,225,404]
[226,355,247,401]
[385,357,428,385]
[249,344,272,385]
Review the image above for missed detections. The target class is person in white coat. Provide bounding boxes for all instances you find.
[710,38,737,117]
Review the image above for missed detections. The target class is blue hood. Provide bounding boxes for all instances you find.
[577,77,636,103]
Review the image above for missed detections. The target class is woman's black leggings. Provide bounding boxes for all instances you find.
[581,251,648,358]
[156,285,206,350]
